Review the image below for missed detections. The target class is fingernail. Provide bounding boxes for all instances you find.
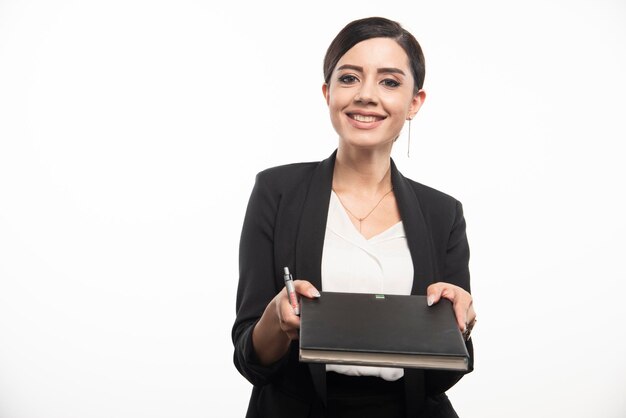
[311,290,321,298]
[427,296,434,306]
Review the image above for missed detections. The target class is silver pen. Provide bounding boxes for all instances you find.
[283,267,300,316]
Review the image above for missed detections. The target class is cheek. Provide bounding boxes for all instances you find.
[327,96,350,123]
[327,98,341,118]
[328,88,349,107]
[385,95,412,114]
[326,96,345,129]
[394,100,411,119]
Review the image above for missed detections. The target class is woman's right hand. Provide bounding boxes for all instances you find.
[252,280,320,365]
[273,280,321,340]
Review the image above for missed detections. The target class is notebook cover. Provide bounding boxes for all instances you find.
[299,291,469,370]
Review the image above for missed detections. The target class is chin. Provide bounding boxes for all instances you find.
[342,137,394,150]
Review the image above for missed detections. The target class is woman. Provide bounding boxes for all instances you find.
[232,17,476,418]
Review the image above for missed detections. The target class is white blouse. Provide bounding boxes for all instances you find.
[321,191,414,381]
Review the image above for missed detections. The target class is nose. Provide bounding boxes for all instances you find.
[354,80,377,104]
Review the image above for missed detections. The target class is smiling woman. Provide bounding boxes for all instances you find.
[322,38,425,154]
[232,17,476,418]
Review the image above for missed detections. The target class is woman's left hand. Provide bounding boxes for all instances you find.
[427,282,476,340]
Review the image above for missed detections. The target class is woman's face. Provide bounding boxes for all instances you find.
[323,37,424,151]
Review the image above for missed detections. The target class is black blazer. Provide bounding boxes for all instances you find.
[233,151,473,418]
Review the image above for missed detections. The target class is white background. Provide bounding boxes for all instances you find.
[1,0,625,417]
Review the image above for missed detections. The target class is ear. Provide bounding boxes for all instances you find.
[322,83,330,105]
[407,89,426,120]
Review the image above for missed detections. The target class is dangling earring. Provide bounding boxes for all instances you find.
[407,117,413,158]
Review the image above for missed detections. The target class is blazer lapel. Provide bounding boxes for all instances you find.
[294,151,335,290]
[295,151,335,406]
[391,160,435,295]
[391,160,433,415]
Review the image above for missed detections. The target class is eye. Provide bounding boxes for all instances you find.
[381,78,400,88]
[338,74,359,84]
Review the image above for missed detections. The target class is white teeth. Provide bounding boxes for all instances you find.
[351,114,379,122]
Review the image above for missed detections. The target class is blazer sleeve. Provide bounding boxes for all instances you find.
[425,199,474,396]
[232,172,290,386]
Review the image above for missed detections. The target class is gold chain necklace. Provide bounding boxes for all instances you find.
[333,187,394,232]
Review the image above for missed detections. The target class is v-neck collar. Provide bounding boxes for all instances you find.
[294,150,435,295]
[328,190,405,245]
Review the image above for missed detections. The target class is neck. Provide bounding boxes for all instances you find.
[333,143,393,196]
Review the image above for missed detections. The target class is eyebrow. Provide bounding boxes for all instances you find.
[336,64,406,76]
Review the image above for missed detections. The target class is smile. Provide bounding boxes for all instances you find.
[348,113,385,123]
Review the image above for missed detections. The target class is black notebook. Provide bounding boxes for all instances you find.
[299,291,469,371]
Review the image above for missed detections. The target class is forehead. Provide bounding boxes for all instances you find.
[335,37,410,71]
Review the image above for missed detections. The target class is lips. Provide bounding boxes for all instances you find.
[344,111,386,130]
[348,113,384,123]
[347,112,386,123]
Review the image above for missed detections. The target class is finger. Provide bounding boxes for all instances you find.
[467,304,476,325]
[452,300,468,332]
[426,282,446,306]
[428,283,470,331]
[276,295,301,339]
[440,287,468,331]
[449,291,473,332]
[293,279,321,299]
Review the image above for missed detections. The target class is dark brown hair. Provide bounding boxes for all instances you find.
[323,17,425,94]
